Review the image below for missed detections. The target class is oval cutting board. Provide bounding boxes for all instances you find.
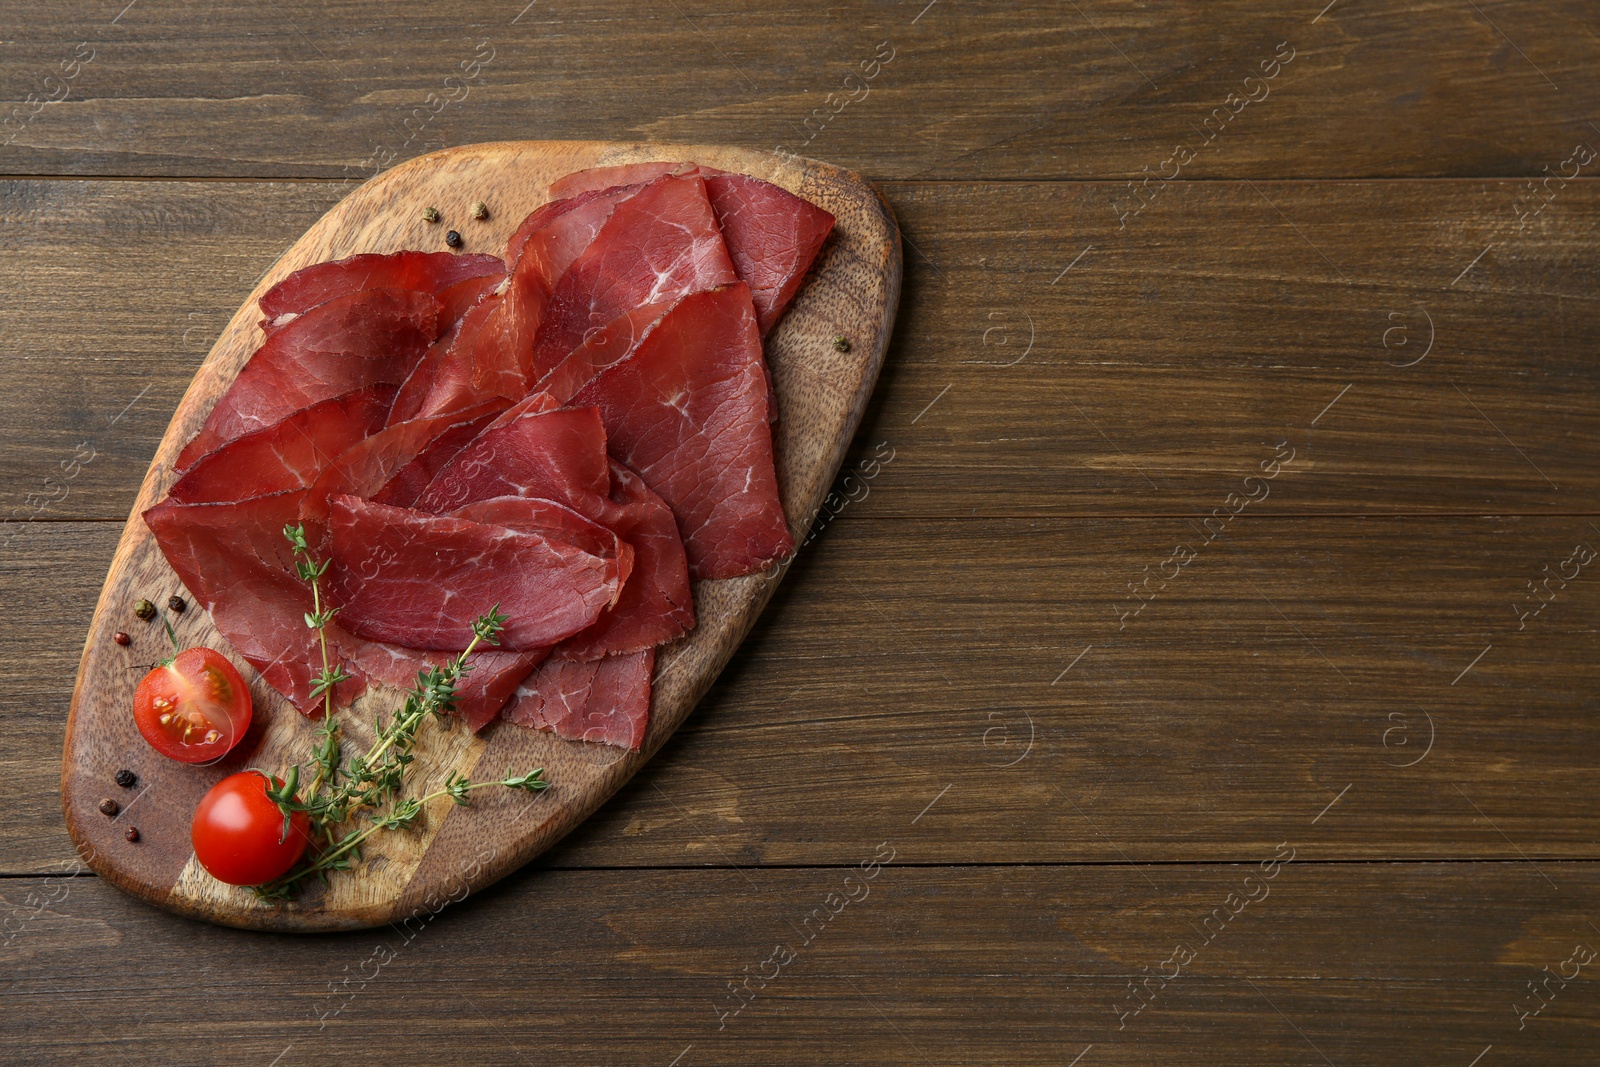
[61,140,901,931]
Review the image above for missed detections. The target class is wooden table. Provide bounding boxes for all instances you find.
[3,3,1597,1063]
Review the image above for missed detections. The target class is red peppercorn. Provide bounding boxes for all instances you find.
[125,827,140,843]
[114,631,131,646]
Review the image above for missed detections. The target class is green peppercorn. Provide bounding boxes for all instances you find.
[832,336,851,353]
[422,206,441,223]
[470,201,489,220]
[133,598,157,621]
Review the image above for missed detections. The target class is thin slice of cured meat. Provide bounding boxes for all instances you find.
[168,387,396,505]
[535,298,674,406]
[387,290,505,423]
[436,270,508,326]
[323,495,622,652]
[550,163,835,334]
[449,496,634,594]
[259,251,503,329]
[558,460,693,658]
[146,490,538,724]
[297,401,505,547]
[503,648,655,750]
[178,288,439,471]
[417,406,693,655]
[416,404,611,515]
[705,172,834,335]
[569,283,793,579]
[529,176,737,385]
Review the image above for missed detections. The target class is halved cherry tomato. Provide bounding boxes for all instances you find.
[191,771,310,886]
[132,647,253,763]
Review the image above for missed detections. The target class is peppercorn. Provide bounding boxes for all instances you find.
[114,769,138,789]
[133,598,157,621]
[98,798,120,817]
[832,335,851,353]
[445,230,463,249]
[125,827,140,843]
[470,200,489,220]
[113,631,131,646]
[168,595,187,614]
[422,206,441,223]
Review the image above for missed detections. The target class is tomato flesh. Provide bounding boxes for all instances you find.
[133,647,253,763]
[191,771,310,886]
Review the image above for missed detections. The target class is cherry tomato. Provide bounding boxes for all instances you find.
[133,647,253,763]
[191,771,310,886]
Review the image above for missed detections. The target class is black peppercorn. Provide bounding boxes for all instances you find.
[114,769,137,789]
[98,798,120,816]
[168,595,187,613]
[125,827,140,842]
[134,598,157,621]
[113,631,131,646]
[445,230,463,249]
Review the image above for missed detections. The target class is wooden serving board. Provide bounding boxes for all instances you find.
[61,140,901,932]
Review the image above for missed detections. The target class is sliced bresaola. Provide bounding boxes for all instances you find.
[559,460,693,657]
[323,495,622,652]
[417,405,694,655]
[529,175,737,384]
[258,250,503,330]
[569,283,793,579]
[503,648,655,750]
[178,288,439,471]
[550,163,835,335]
[168,387,396,505]
[416,404,612,515]
[449,496,634,594]
[296,401,506,548]
[145,490,539,723]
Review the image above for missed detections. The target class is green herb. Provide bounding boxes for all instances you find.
[253,526,548,901]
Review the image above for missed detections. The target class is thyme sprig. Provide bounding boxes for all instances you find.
[253,526,549,901]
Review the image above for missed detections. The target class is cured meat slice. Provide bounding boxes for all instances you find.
[514,184,641,290]
[387,290,512,423]
[535,298,674,405]
[168,387,396,505]
[179,288,439,471]
[323,495,622,652]
[705,172,835,336]
[259,250,503,329]
[559,460,693,658]
[449,496,634,593]
[570,283,793,579]
[503,648,655,750]
[146,490,538,723]
[436,270,508,326]
[550,163,835,334]
[416,405,611,515]
[296,401,505,546]
[529,176,737,384]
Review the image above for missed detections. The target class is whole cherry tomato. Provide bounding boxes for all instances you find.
[133,647,253,764]
[191,771,310,886]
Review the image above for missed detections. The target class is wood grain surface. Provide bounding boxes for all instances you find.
[58,140,900,930]
[4,0,1598,1062]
